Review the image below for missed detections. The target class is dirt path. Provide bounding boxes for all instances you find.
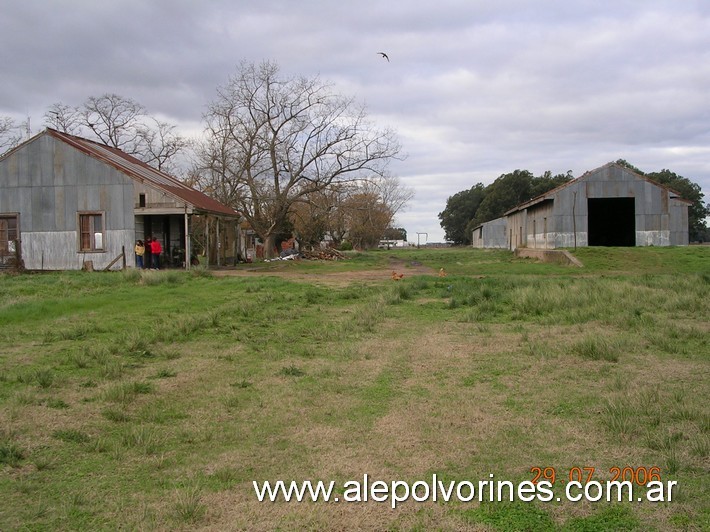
[211,257,437,287]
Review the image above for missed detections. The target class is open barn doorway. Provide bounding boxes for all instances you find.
[588,197,635,246]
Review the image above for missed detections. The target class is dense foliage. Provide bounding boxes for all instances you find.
[438,170,572,245]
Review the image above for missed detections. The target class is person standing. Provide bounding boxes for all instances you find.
[134,240,145,269]
[150,237,162,270]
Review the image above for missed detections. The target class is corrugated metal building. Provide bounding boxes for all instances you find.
[0,129,242,270]
[472,162,690,250]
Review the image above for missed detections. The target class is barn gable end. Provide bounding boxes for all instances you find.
[471,162,690,250]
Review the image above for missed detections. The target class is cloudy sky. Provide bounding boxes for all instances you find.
[2,0,709,242]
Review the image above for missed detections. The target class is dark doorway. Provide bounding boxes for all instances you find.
[588,198,635,246]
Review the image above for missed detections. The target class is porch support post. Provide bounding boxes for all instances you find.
[205,217,210,269]
[238,221,242,266]
[216,217,221,267]
[184,208,190,271]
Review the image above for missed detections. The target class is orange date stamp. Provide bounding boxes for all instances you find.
[530,466,663,485]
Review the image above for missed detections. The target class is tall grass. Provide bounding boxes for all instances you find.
[0,247,707,531]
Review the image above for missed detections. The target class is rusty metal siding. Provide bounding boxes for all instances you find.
[471,218,504,248]
[0,133,136,269]
[526,201,554,249]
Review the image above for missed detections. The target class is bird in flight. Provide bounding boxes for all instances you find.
[377,52,390,62]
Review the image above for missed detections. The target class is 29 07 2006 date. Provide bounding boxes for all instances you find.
[530,466,663,485]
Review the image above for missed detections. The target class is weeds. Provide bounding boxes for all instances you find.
[121,425,162,455]
[102,408,131,423]
[102,381,154,404]
[173,486,206,524]
[601,398,635,436]
[279,365,305,377]
[0,440,25,466]
[572,335,620,362]
[53,429,91,444]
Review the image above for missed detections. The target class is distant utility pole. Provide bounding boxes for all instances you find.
[416,232,428,248]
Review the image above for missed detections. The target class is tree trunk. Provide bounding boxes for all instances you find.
[263,234,278,259]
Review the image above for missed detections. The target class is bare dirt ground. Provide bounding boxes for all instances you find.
[211,257,438,286]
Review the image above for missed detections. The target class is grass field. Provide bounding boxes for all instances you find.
[0,247,708,530]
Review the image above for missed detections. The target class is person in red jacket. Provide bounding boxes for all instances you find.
[150,237,162,270]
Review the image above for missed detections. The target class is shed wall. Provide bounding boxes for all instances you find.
[471,164,689,250]
[0,135,135,269]
[471,217,507,248]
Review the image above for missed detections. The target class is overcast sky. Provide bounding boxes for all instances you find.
[2,0,709,242]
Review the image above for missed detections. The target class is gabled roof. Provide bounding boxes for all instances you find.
[9,129,239,218]
[505,162,692,215]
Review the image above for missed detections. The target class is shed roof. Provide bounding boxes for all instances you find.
[9,129,239,218]
[504,162,692,216]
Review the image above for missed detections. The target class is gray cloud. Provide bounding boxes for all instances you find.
[2,0,708,241]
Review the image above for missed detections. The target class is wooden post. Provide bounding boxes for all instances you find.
[184,210,190,271]
[205,217,210,269]
[216,217,221,267]
[121,245,126,270]
[572,191,578,250]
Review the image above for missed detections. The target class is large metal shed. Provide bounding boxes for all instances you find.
[472,162,691,250]
[0,129,242,270]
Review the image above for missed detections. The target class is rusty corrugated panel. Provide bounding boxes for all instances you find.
[46,129,239,218]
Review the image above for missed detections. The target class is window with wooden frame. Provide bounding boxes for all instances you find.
[0,214,19,254]
[78,212,105,251]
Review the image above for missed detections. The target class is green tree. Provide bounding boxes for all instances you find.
[382,227,407,241]
[616,160,709,241]
[530,170,573,198]
[472,170,536,226]
[438,184,486,244]
[646,169,709,241]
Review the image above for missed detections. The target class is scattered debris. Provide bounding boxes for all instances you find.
[438,268,447,277]
[264,248,348,262]
[300,249,347,261]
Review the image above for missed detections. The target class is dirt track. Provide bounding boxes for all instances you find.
[210,257,437,287]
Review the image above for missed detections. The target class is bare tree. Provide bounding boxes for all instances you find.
[0,117,22,153]
[137,118,190,173]
[44,103,82,134]
[331,175,413,249]
[342,190,393,250]
[199,60,401,258]
[81,93,146,154]
[370,174,414,226]
[290,189,338,249]
[42,95,188,173]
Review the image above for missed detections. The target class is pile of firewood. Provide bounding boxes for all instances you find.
[300,248,347,261]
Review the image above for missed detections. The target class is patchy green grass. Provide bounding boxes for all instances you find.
[0,247,708,530]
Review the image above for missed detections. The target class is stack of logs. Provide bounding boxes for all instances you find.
[300,248,347,261]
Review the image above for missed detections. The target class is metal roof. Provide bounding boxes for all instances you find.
[504,162,692,216]
[45,129,239,218]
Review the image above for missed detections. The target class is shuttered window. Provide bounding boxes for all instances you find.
[0,214,18,254]
[78,212,104,251]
